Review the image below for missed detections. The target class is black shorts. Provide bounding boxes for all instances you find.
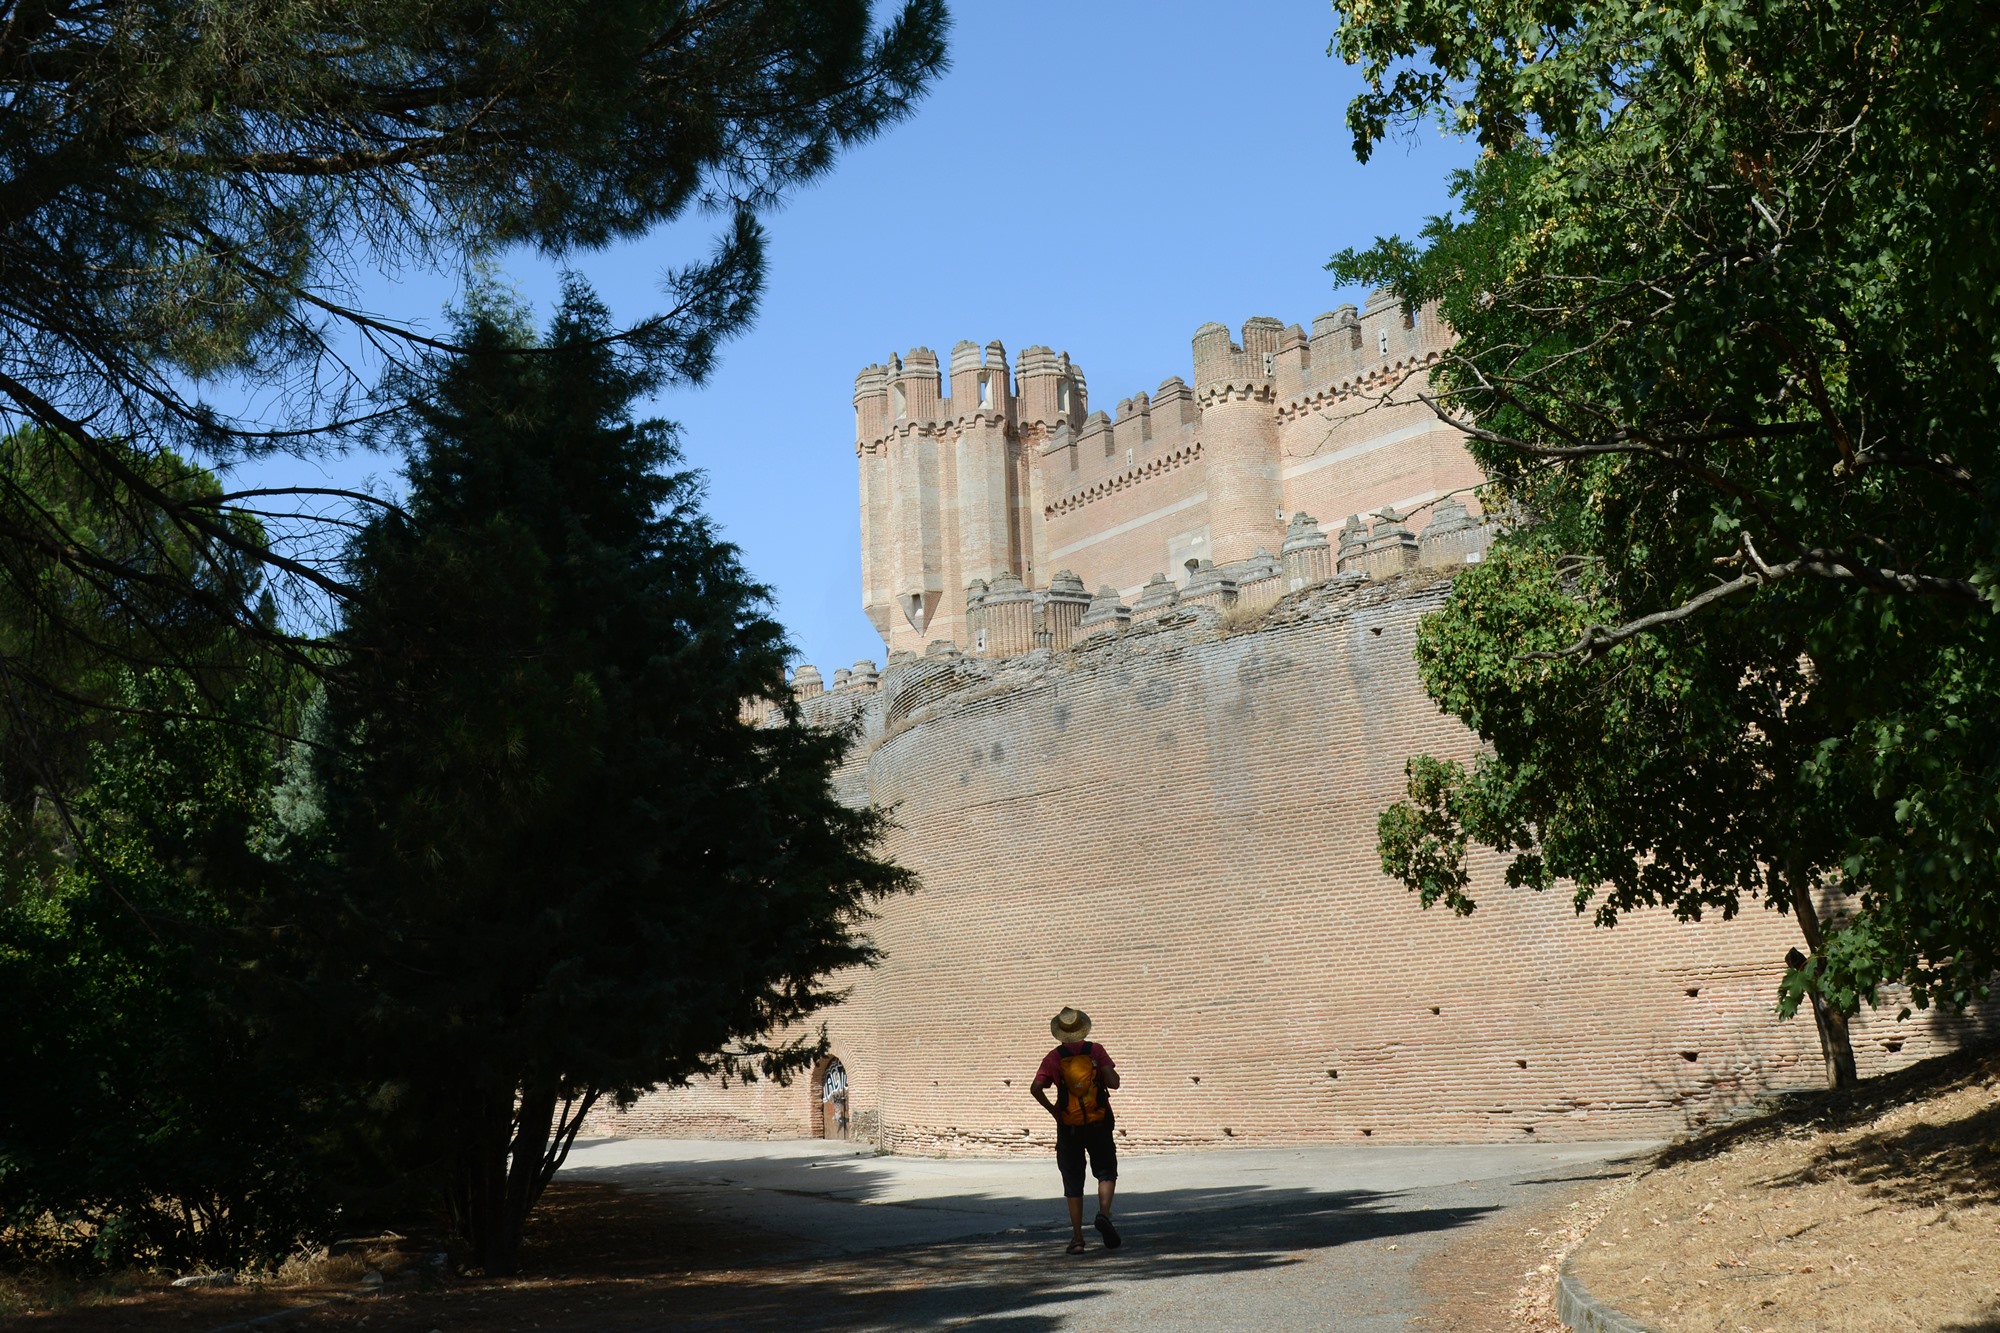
[1055,1115,1117,1198]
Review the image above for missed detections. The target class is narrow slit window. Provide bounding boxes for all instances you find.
[1377,329,1391,357]
[977,372,992,407]
[1056,379,1071,413]
[893,383,907,419]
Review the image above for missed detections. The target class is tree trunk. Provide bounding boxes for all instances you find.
[453,1084,517,1276]
[453,1080,598,1277]
[1786,866,1859,1090]
[1810,994,1858,1090]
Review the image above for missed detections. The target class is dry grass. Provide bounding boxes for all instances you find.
[1411,1174,1639,1332]
[1570,1043,2000,1333]
[0,1180,763,1330]
[254,1233,430,1293]
[0,1228,429,1325]
[0,1270,148,1321]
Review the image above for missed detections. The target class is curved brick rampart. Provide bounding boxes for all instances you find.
[599,574,1991,1150]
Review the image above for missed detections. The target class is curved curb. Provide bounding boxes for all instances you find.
[1556,1262,1663,1333]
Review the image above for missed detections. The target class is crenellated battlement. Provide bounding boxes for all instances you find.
[853,298,1482,656]
[781,507,1498,716]
[751,513,1498,748]
[852,340,1085,450]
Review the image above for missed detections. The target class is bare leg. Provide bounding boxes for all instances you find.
[1092,1179,1122,1249]
[1067,1195,1085,1243]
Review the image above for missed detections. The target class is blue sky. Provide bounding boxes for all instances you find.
[245,1,1471,674]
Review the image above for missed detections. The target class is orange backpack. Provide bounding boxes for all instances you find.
[1054,1043,1109,1127]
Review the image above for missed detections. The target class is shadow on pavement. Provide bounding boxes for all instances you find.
[520,1150,1509,1332]
[13,1146,1616,1331]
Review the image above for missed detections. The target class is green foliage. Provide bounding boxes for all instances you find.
[0,671,331,1270]
[0,0,949,743]
[0,435,333,1271]
[0,429,275,852]
[304,282,912,1275]
[1336,0,2000,1019]
[2,0,948,417]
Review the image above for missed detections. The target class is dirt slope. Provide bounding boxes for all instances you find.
[1569,1042,2000,1333]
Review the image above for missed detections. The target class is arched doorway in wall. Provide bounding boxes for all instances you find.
[811,1055,850,1140]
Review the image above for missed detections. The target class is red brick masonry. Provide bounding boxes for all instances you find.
[599,575,1993,1151]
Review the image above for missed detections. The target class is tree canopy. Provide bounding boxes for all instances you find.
[0,666,331,1270]
[1330,0,2000,1068]
[0,0,948,714]
[300,284,912,1275]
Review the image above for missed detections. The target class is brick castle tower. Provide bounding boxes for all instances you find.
[855,294,1484,657]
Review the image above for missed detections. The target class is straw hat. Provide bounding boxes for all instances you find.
[1050,1006,1092,1042]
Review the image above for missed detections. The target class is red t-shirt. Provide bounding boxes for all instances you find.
[1033,1041,1115,1088]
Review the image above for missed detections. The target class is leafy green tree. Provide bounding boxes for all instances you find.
[0,435,334,1271]
[307,283,911,1276]
[1329,0,1999,1083]
[0,0,947,722]
[0,429,282,889]
[0,669,331,1270]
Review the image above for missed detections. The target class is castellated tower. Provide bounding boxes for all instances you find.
[1193,316,1287,566]
[856,340,1084,654]
[854,295,1475,656]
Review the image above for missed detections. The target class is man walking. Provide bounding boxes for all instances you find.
[1031,1006,1121,1254]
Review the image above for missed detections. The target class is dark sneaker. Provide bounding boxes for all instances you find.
[1094,1212,1121,1249]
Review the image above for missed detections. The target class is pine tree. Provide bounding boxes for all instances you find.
[0,0,947,742]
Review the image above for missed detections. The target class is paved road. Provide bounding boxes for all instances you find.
[560,1137,1653,1331]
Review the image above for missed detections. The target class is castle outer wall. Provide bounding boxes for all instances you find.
[593,306,1989,1148]
[600,577,1988,1150]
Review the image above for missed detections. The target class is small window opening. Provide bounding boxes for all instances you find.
[1056,379,1071,413]
[977,372,992,407]
[893,383,907,419]
[1261,351,1275,377]
[1377,328,1391,357]
[1126,448,1134,468]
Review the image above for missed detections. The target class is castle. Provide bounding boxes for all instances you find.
[855,293,1482,658]
[597,307,1988,1151]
